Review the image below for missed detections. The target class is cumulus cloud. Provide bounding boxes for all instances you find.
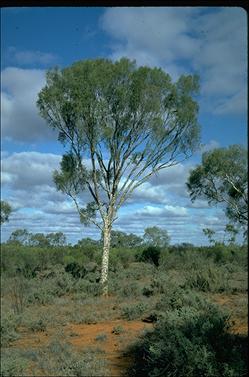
[1,67,56,142]
[101,7,247,115]
[1,151,233,245]
[2,151,61,190]
[136,204,188,218]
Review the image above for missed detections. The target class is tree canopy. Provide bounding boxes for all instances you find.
[38,58,200,229]
[144,226,171,248]
[1,201,12,224]
[187,145,248,228]
[110,230,143,248]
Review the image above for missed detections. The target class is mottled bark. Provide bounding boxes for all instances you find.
[100,220,111,296]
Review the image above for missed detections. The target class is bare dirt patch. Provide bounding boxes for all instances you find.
[66,320,154,376]
[210,292,248,335]
[13,319,153,376]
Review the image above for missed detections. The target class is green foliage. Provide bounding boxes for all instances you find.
[139,246,161,266]
[7,229,67,247]
[129,295,247,377]
[121,302,148,320]
[0,200,12,224]
[1,312,21,347]
[1,350,28,377]
[34,340,109,376]
[203,228,216,245]
[110,230,143,248]
[112,325,125,335]
[7,275,29,314]
[7,228,30,246]
[143,226,170,248]
[187,145,248,227]
[29,318,47,332]
[183,264,230,293]
[65,261,86,278]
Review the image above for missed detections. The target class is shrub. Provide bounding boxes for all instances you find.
[1,313,21,347]
[0,350,28,377]
[84,271,100,283]
[129,303,247,377]
[27,287,54,305]
[95,333,108,342]
[120,281,141,297]
[65,262,86,278]
[112,325,125,335]
[35,339,109,376]
[29,318,47,332]
[142,285,154,297]
[71,310,99,325]
[183,264,229,292]
[73,279,101,296]
[155,287,209,313]
[139,246,161,266]
[121,302,148,320]
[7,276,29,314]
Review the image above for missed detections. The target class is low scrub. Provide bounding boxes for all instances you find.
[183,264,230,293]
[129,300,247,377]
[121,302,148,320]
[0,350,28,377]
[1,312,21,347]
[35,340,109,376]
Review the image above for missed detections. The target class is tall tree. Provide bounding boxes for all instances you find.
[37,58,200,295]
[1,201,12,224]
[187,145,248,228]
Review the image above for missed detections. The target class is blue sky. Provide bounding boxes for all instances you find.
[1,6,247,245]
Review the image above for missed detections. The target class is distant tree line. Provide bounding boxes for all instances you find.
[5,226,171,249]
[7,229,67,248]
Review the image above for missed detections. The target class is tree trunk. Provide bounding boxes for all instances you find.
[100,219,111,296]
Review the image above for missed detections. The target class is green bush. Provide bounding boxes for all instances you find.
[155,287,209,313]
[0,350,28,377]
[121,302,148,320]
[1,312,21,347]
[139,246,161,266]
[73,279,101,296]
[183,263,230,292]
[120,281,141,297]
[65,261,86,278]
[129,303,247,377]
[29,318,47,332]
[112,325,125,335]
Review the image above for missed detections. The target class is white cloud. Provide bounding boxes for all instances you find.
[1,67,56,142]
[101,7,247,115]
[6,47,58,66]
[134,204,188,218]
[1,151,61,190]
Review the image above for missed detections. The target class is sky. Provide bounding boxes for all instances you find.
[1,6,247,245]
